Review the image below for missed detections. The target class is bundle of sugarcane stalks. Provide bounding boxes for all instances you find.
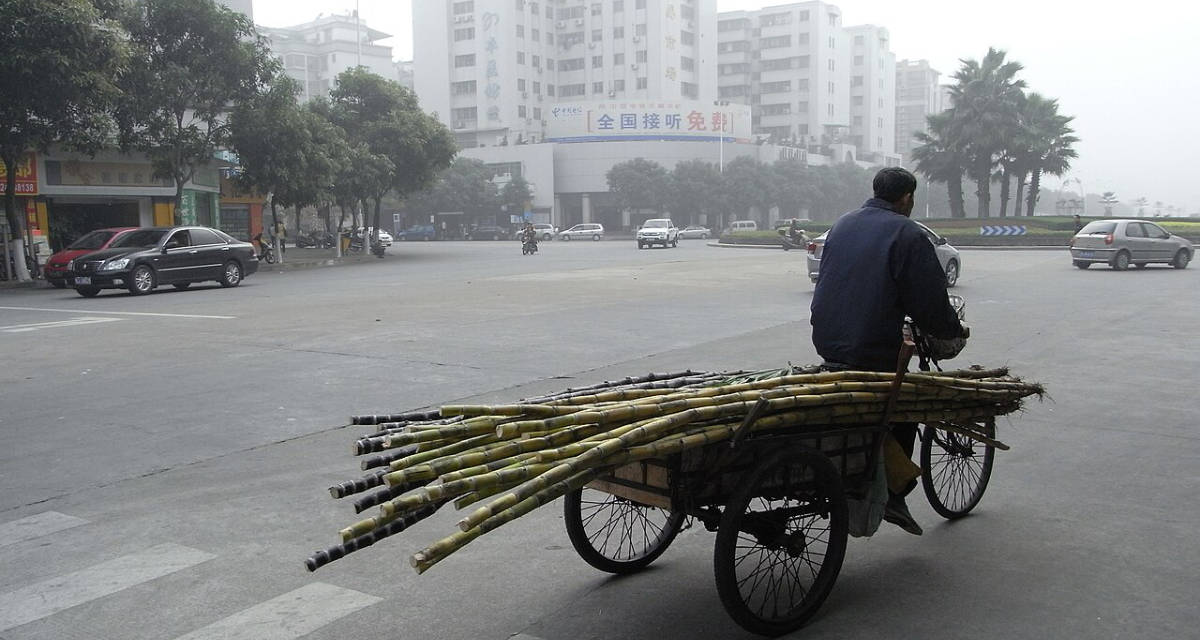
[306,367,1043,574]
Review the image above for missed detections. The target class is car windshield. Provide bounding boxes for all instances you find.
[1080,222,1117,234]
[67,230,119,250]
[110,229,167,248]
[644,220,668,228]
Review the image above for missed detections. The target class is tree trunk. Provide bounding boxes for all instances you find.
[3,156,31,282]
[975,159,992,219]
[174,178,186,225]
[270,198,283,265]
[998,169,1011,217]
[1026,169,1042,217]
[294,204,302,241]
[948,173,966,219]
[1013,171,1028,217]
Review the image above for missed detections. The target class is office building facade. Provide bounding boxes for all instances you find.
[259,13,396,102]
[895,59,945,159]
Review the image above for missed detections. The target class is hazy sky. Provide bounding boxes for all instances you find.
[252,0,1200,211]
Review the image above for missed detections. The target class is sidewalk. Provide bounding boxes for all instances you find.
[257,247,381,271]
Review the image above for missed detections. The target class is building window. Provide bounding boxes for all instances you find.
[636,50,647,62]
[614,53,624,64]
[613,79,625,91]
[827,103,834,116]
[546,58,553,69]
[877,117,883,127]
[557,6,585,19]
[516,0,524,9]
[453,1,474,15]
[547,84,555,96]
[681,31,695,46]
[760,58,792,71]
[516,24,524,37]
[797,101,808,112]
[799,124,809,135]
[533,107,541,119]
[760,13,791,27]
[637,77,647,89]
[518,105,527,118]
[799,10,810,21]
[681,4,694,20]
[613,26,624,38]
[854,55,864,66]
[531,28,539,40]
[761,80,791,93]
[454,54,476,68]
[796,55,809,67]
[452,81,476,95]
[681,81,697,98]
[451,107,477,122]
[558,58,585,71]
[613,0,623,11]
[852,95,864,105]
[854,35,865,45]
[636,0,646,8]
[828,36,835,48]
[593,81,604,93]
[518,51,526,64]
[545,5,552,17]
[560,83,586,97]
[852,75,863,87]
[829,13,839,26]
[853,116,863,126]
[828,81,834,93]
[518,78,526,91]
[593,55,603,68]
[761,103,791,116]
[796,32,809,45]
[636,24,647,36]
[681,56,694,71]
[532,54,540,68]
[532,81,540,93]
[547,32,554,44]
[797,79,809,92]
[828,59,835,71]
[592,29,603,42]
[591,3,602,16]
[454,27,475,41]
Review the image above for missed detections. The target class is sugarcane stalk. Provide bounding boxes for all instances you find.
[926,421,1010,450]
[307,499,446,571]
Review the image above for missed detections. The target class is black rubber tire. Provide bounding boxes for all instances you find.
[220,261,242,288]
[128,265,155,295]
[76,286,101,298]
[563,486,684,575]
[1172,249,1190,269]
[173,282,191,290]
[562,234,571,241]
[713,447,848,637]
[263,250,276,264]
[1073,261,1091,269]
[945,260,959,288]
[921,422,996,519]
[1111,250,1130,271]
[592,234,601,241]
[671,238,678,247]
[543,233,552,241]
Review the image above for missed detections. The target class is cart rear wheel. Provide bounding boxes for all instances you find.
[921,421,995,519]
[563,487,684,574]
[713,447,847,636]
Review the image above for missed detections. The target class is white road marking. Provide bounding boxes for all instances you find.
[0,317,122,333]
[171,582,382,640]
[0,511,89,548]
[0,306,236,320]
[0,543,215,632]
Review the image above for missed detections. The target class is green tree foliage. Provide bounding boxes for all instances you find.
[500,175,534,218]
[327,68,456,241]
[911,112,967,218]
[0,0,127,279]
[666,159,724,227]
[406,158,500,221]
[115,0,276,211]
[606,158,670,214]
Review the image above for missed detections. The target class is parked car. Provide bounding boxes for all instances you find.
[43,227,137,288]
[467,225,509,241]
[398,225,437,241]
[512,223,558,241]
[360,227,393,247]
[67,226,258,297]
[677,225,712,240]
[806,220,961,287]
[636,218,679,249]
[727,220,759,233]
[558,223,605,241]
[774,218,812,230]
[1069,219,1192,270]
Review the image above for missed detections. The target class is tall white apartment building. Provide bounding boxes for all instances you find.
[259,13,396,102]
[845,24,895,159]
[895,59,945,159]
[414,0,718,148]
[716,2,850,149]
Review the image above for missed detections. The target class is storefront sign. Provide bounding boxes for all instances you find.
[0,153,39,195]
[44,160,170,188]
[547,100,752,143]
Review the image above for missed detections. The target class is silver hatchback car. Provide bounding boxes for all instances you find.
[806,220,961,287]
[1069,219,1192,270]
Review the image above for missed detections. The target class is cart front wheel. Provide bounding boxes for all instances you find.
[921,421,996,519]
[563,487,684,574]
[713,447,848,637]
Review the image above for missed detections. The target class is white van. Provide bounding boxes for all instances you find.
[729,220,758,232]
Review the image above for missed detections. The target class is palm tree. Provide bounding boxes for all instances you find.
[947,48,1027,218]
[1100,191,1119,216]
[1133,197,1148,217]
[1020,95,1078,216]
[911,112,967,218]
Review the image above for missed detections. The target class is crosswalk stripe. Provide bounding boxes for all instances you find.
[171,582,382,640]
[0,543,215,632]
[0,511,89,548]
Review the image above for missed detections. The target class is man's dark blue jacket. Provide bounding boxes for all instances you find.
[810,198,962,371]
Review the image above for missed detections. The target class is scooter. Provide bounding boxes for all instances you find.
[521,236,538,255]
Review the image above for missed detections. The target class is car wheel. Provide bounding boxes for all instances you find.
[1111,250,1130,271]
[702,233,709,239]
[543,234,551,241]
[592,234,601,241]
[1073,261,1091,270]
[1172,249,1191,269]
[50,279,66,289]
[173,282,191,290]
[671,238,678,247]
[637,241,644,249]
[563,234,571,241]
[220,261,242,287]
[128,265,155,295]
[76,286,101,298]
[944,260,959,288]
[493,234,499,241]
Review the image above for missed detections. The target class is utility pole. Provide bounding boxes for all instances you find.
[355,1,362,67]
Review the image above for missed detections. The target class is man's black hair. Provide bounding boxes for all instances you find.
[873,167,918,203]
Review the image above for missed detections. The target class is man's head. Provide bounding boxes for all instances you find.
[873,167,918,217]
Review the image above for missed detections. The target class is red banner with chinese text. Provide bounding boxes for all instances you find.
[0,152,39,196]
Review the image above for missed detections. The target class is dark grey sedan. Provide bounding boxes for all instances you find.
[1069,220,1192,270]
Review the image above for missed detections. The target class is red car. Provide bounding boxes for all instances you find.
[43,227,138,288]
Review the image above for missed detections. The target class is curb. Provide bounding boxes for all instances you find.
[708,241,1083,251]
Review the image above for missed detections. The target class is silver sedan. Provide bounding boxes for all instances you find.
[1069,219,1192,270]
[806,221,961,287]
[677,225,712,239]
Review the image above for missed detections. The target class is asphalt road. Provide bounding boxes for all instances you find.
[0,240,1196,640]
